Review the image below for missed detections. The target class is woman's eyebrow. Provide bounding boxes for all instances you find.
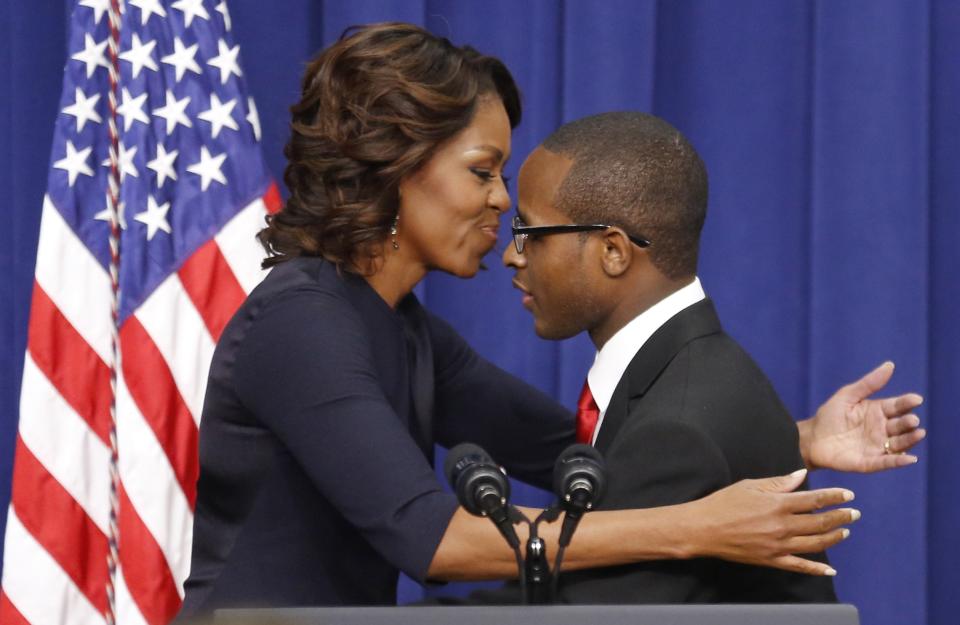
[464,145,505,161]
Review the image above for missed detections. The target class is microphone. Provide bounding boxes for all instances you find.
[444,443,520,549]
[553,444,606,547]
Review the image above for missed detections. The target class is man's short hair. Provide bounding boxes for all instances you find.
[541,112,708,279]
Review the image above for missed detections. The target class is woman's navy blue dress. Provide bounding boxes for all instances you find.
[178,257,574,616]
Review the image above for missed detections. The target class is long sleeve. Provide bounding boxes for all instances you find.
[231,287,458,582]
[426,311,576,490]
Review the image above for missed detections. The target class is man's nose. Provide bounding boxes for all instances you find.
[502,240,525,268]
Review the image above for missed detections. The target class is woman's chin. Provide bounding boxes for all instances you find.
[451,263,482,279]
[434,256,484,279]
[428,243,494,279]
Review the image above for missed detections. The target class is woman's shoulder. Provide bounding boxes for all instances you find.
[216,257,354,345]
[256,255,344,295]
[245,256,356,314]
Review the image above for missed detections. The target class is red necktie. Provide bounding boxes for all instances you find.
[575,379,600,444]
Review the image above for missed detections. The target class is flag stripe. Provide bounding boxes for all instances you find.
[27,281,112,445]
[120,318,199,506]
[178,239,247,341]
[215,196,270,294]
[34,196,113,365]
[115,371,194,588]
[9,436,109,614]
[18,354,112,535]
[0,590,32,625]
[117,486,184,625]
[1,508,107,625]
[136,275,215,426]
[263,182,282,214]
[116,565,151,625]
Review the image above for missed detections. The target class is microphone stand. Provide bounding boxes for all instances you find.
[520,505,561,604]
[504,501,591,604]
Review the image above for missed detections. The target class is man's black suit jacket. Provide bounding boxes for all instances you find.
[557,298,837,604]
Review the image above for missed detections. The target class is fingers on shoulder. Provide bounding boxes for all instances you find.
[772,554,839,577]
[782,487,855,513]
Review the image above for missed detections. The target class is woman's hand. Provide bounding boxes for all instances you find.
[681,469,858,576]
[799,361,926,472]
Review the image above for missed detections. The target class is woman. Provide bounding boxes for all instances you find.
[179,23,923,616]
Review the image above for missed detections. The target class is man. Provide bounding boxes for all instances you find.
[502,112,846,602]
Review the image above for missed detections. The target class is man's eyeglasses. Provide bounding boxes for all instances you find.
[511,215,651,254]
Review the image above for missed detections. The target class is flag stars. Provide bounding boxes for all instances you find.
[117,88,150,132]
[153,90,192,135]
[207,39,242,85]
[172,0,210,27]
[187,146,227,191]
[198,94,238,138]
[54,140,94,187]
[135,196,173,241]
[62,88,102,132]
[78,0,111,25]
[215,1,232,31]
[119,33,158,78]
[101,142,139,182]
[94,200,128,230]
[246,97,261,141]
[147,144,179,188]
[161,38,202,82]
[129,0,167,25]
[72,34,110,79]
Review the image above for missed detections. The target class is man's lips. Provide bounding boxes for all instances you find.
[512,279,534,308]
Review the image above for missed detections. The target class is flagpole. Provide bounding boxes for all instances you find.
[104,1,123,623]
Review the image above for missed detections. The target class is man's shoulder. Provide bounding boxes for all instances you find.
[625,330,803,477]
[649,330,788,421]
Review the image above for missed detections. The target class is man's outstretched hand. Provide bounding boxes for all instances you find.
[799,361,926,473]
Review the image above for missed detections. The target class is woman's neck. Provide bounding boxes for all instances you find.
[362,248,428,309]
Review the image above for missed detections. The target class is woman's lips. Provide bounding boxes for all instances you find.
[480,225,498,242]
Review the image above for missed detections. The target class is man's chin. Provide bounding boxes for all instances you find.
[533,318,580,341]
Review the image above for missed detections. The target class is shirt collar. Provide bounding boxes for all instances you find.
[587,277,706,413]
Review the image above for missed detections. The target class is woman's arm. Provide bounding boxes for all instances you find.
[428,469,856,580]
[428,311,574,489]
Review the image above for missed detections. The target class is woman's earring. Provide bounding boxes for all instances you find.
[390,214,400,250]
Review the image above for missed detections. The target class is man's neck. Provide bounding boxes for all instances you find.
[588,274,697,350]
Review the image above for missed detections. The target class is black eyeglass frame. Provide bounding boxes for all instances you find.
[511,215,651,254]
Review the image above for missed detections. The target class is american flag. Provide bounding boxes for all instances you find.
[1,1,278,624]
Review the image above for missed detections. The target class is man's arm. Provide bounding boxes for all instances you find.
[798,361,926,472]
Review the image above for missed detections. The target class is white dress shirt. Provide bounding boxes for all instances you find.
[586,277,707,444]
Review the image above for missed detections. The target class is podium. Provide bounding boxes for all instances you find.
[216,604,859,625]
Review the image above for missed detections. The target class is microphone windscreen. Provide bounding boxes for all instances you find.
[553,443,606,502]
[443,442,490,486]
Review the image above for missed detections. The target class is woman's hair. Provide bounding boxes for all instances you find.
[258,22,522,271]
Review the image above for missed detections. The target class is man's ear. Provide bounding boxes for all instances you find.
[598,228,635,277]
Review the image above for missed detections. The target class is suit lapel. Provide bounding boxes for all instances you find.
[594,298,723,452]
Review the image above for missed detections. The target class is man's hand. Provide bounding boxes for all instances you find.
[799,361,926,472]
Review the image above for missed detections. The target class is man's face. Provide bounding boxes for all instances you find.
[502,147,602,340]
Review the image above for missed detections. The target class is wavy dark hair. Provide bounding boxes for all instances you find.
[258,22,522,271]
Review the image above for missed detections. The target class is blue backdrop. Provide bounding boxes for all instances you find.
[1,2,956,624]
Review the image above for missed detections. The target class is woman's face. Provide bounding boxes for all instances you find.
[397,97,512,278]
